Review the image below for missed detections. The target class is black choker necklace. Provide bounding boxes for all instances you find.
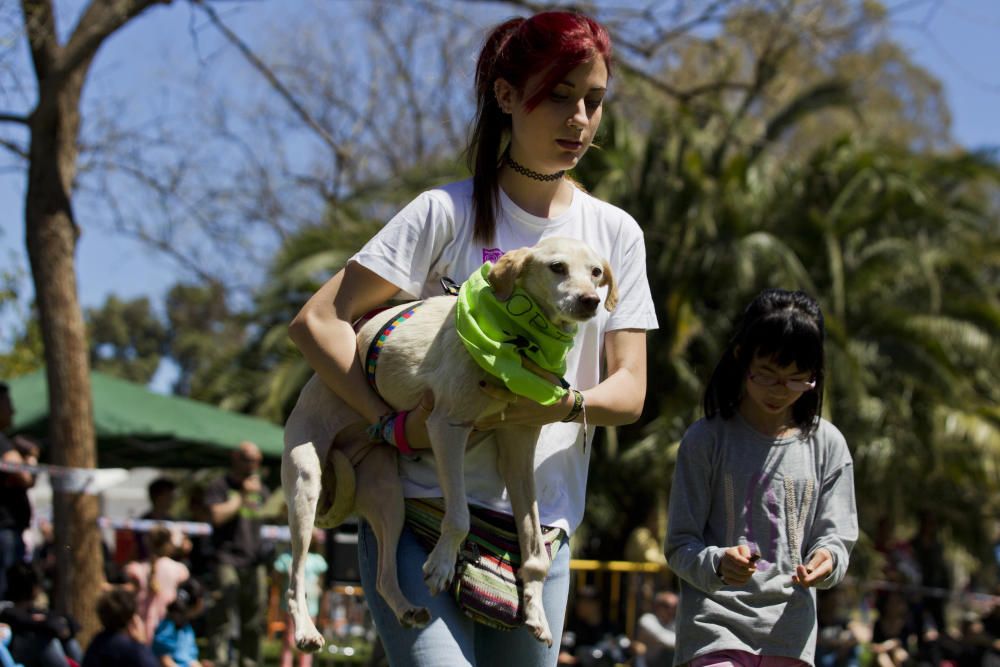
[504,153,565,182]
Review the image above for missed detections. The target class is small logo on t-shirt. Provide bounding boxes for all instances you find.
[482,247,504,264]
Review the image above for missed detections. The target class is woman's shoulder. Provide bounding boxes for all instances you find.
[416,178,474,210]
[388,179,473,232]
[574,186,643,232]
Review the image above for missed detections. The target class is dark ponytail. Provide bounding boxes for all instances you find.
[469,18,522,245]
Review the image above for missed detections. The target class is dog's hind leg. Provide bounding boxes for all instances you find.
[421,410,474,596]
[354,444,430,627]
[281,423,328,653]
[495,425,553,646]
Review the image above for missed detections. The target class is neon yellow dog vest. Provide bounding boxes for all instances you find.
[455,262,573,406]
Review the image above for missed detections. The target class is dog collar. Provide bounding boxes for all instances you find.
[455,262,572,406]
[364,303,424,392]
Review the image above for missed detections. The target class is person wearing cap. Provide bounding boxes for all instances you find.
[202,441,271,667]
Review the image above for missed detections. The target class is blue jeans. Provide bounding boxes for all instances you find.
[358,519,571,667]
[0,528,25,601]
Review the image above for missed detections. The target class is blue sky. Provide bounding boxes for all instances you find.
[0,1,998,390]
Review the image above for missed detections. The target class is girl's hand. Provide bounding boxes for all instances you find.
[718,544,758,585]
[792,548,833,588]
[473,381,575,429]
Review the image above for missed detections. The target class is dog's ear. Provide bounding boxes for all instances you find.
[488,248,531,301]
[600,259,618,312]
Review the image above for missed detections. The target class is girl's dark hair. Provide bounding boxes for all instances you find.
[704,288,826,435]
[469,11,612,244]
[167,577,204,616]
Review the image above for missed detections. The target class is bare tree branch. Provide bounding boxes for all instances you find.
[0,137,28,158]
[193,0,352,172]
[0,111,29,124]
[19,0,58,82]
[59,0,170,82]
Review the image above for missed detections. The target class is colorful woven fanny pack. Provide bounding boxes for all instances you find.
[404,497,565,630]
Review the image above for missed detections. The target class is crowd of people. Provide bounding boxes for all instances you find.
[0,403,296,667]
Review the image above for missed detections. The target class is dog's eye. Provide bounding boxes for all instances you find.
[591,267,603,279]
[549,262,567,275]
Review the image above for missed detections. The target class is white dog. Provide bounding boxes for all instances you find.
[281,237,617,652]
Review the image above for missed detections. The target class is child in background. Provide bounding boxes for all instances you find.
[151,578,206,667]
[82,588,158,667]
[124,525,190,642]
[666,288,858,667]
[274,529,328,667]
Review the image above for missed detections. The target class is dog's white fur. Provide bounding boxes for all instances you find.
[281,237,618,652]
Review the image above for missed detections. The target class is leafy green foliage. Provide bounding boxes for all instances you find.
[87,295,167,384]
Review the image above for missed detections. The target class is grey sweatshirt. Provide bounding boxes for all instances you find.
[665,414,857,666]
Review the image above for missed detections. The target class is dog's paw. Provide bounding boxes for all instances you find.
[294,628,325,653]
[401,606,432,628]
[421,555,455,596]
[524,598,552,646]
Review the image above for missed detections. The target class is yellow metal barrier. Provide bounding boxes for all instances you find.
[268,559,673,642]
[569,559,672,638]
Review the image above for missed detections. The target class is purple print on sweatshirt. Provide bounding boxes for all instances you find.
[742,471,780,572]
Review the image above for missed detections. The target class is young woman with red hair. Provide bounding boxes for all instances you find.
[290,10,657,666]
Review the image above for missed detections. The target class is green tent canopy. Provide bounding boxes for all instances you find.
[7,369,285,468]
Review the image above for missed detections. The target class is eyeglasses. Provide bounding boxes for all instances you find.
[748,372,816,392]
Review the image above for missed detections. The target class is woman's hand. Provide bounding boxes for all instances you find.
[792,548,833,588]
[473,380,574,429]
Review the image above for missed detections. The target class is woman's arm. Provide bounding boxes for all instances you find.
[475,328,648,428]
[288,262,403,425]
[576,328,647,425]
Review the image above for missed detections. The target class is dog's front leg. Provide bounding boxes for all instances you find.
[281,435,327,653]
[495,425,553,646]
[422,410,474,595]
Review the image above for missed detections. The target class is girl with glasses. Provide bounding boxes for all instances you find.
[666,288,858,667]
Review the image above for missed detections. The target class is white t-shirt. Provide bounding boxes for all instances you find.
[351,178,658,534]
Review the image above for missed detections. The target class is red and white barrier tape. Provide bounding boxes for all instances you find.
[0,459,127,494]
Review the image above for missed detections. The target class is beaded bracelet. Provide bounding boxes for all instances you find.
[561,389,584,423]
[367,411,416,457]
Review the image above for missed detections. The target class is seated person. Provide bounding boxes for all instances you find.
[815,588,864,667]
[560,585,632,666]
[0,622,21,667]
[151,578,206,667]
[83,587,158,667]
[637,591,677,667]
[871,591,917,667]
[0,562,81,667]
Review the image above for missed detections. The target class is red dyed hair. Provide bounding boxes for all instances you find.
[468,11,612,244]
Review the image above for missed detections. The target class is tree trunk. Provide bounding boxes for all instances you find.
[24,66,103,643]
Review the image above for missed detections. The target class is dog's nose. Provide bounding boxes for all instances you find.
[578,294,600,311]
